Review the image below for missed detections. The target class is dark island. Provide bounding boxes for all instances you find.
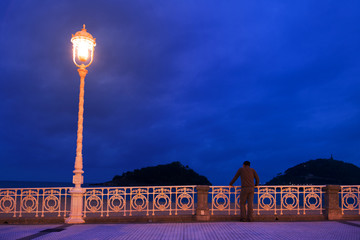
[92,161,211,186]
[266,157,360,185]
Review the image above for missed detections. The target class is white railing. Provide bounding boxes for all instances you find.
[210,186,325,215]
[1,185,359,220]
[340,185,360,215]
[83,186,196,217]
[0,187,70,217]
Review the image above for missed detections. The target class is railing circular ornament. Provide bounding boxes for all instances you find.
[109,195,125,212]
[0,196,15,213]
[86,195,102,212]
[131,194,148,211]
[154,193,171,211]
[259,193,275,210]
[177,193,193,210]
[343,193,359,210]
[22,195,37,213]
[213,192,229,211]
[236,195,241,209]
[305,193,321,210]
[282,193,298,210]
[44,195,59,212]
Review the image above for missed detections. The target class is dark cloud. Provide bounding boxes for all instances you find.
[1,0,360,184]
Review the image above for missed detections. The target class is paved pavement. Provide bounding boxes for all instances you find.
[0,221,359,240]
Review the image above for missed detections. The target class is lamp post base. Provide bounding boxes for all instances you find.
[65,217,85,224]
[65,187,86,224]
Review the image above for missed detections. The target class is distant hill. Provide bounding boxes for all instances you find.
[266,158,360,185]
[92,161,211,186]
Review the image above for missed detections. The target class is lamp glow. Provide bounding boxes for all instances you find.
[78,40,89,62]
[71,24,96,67]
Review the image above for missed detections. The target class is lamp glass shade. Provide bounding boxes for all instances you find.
[71,25,96,67]
[73,38,93,62]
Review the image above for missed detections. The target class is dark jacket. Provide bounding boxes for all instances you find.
[229,165,259,187]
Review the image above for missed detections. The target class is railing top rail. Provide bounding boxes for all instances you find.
[84,185,197,189]
[257,185,326,188]
[0,187,71,190]
[210,185,327,188]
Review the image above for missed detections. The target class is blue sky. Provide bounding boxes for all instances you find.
[1,0,360,185]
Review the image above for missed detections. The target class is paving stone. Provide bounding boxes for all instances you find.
[0,225,62,240]
[0,221,359,240]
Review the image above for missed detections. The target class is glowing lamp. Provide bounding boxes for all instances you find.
[66,25,96,224]
[71,24,96,67]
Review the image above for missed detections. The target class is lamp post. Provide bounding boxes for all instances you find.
[66,25,96,224]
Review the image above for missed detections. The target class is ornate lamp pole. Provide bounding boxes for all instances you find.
[66,25,96,224]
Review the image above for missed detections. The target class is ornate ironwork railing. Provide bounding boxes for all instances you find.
[83,186,196,217]
[0,188,70,217]
[210,186,325,215]
[1,185,359,220]
[340,185,360,215]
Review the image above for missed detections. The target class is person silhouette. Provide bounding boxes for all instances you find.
[229,161,259,222]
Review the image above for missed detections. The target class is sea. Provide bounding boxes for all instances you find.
[0,181,93,188]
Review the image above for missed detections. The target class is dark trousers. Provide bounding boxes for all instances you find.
[240,187,254,221]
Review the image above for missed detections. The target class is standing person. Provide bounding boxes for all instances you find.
[229,161,259,222]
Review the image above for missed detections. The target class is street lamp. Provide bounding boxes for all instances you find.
[66,24,96,224]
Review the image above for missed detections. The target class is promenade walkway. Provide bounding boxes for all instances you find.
[1,221,360,240]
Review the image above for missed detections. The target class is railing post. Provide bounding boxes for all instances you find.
[324,185,342,220]
[195,185,210,221]
[65,187,86,224]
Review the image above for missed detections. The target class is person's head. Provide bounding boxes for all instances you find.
[243,161,250,167]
